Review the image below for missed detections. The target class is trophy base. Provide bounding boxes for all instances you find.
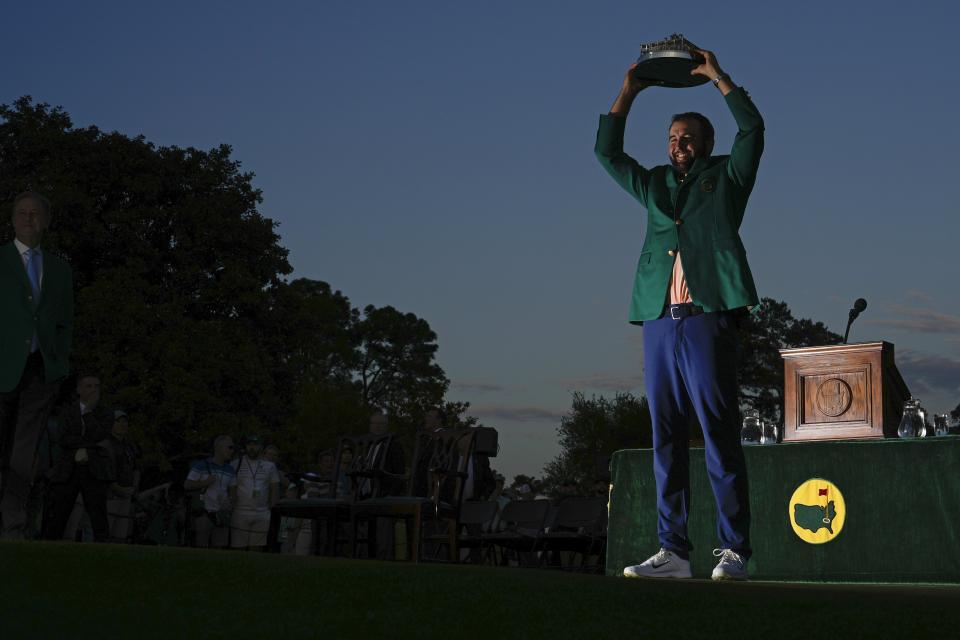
[634,52,710,88]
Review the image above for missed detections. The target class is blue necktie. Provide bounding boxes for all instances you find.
[25,248,41,299]
[25,249,41,352]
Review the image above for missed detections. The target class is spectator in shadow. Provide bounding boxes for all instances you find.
[416,408,495,502]
[183,435,237,548]
[230,435,280,551]
[366,410,405,497]
[263,444,290,494]
[104,409,140,542]
[43,374,115,542]
[365,410,405,559]
[335,445,354,498]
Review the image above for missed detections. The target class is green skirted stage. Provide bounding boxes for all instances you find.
[607,438,960,582]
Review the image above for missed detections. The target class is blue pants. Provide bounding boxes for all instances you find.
[643,309,751,558]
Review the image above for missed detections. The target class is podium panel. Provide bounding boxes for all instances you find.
[780,342,909,441]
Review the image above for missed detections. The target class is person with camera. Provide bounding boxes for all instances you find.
[184,434,237,548]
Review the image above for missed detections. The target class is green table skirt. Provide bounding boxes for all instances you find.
[607,438,960,582]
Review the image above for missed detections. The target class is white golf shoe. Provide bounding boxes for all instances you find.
[623,548,692,579]
[711,548,748,581]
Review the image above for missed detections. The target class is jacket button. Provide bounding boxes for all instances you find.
[668,250,676,257]
[675,219,683,226]
[27,296,33,302]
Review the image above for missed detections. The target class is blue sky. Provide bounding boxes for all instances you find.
[6,1,959,480]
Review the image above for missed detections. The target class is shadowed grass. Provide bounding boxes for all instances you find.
[1,541,956,639]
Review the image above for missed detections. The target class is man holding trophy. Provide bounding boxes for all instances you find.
[594,38,764,581]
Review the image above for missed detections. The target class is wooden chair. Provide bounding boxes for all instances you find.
[266,432,392,555]
[350,428,476,562]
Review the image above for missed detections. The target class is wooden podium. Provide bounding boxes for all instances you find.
[779,342,910,441]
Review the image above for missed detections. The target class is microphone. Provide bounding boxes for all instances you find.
[843,298,868,344]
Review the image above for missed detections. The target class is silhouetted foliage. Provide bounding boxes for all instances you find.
[0,97,456,475]
[737,298,843,425]
[542,392,652,494]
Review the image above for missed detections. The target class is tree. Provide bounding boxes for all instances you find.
[356,304,448,441]
[508,474,545,496]
[0,97,469,477]
[542,392,652,495]
[268,278,359,390]
[0,97,292,470]
[737,298,843,425]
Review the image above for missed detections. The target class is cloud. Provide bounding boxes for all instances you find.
[904,290,935,303]
[469,405,565,423]
[564,373,643,392]
[897,350,960,395]
[451,381,507,394]
[865,306,960,335]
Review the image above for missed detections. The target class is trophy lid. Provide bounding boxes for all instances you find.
[635,33,709,88]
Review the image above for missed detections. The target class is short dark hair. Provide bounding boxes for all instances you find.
[75,371,101,385]
[432,407,448,426]
[670,112,715,146]
[12,191,51,218]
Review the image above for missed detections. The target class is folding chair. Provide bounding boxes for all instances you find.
[432,499,498,563]
[535,496,607,571]
[482,499,551,567]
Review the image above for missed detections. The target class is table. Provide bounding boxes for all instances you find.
[607,438,960,582]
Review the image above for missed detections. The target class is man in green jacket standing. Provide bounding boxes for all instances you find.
[0,192,74,539]
[595,49,763,580]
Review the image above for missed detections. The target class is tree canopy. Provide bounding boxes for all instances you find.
[737,298,843,424]
[0,97,456,476]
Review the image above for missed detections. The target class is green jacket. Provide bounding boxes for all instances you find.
[594,87,764,324]
[0,242,73,391]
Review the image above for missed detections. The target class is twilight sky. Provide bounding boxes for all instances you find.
[5,1,959,480]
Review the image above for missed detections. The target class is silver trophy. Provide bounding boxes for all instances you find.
[635,33,709,88]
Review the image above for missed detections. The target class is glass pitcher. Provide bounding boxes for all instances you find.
[897,398,924,439]
[741,409,761,445]
[916,401,929,437]
[934,414,950,437]
[760,421,778,445]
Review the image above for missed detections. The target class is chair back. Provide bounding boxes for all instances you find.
[548,497,607,534]
[410,428,476,509]
[494,499,551,535]
[458,500,500,532]
[336,432,394,500]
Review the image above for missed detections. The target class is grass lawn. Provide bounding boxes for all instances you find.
[1,541,957,639]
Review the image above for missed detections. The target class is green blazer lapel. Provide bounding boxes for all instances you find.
[666,169,679,190]
[2,242,32,298]
[679,157,710,187]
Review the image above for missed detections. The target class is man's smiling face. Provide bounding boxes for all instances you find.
[668,119,711,175]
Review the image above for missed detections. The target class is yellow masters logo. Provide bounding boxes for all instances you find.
[788,478,846,544]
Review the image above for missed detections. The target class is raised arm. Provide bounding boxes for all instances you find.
[594,64,653,207]
[690,48,764,188]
